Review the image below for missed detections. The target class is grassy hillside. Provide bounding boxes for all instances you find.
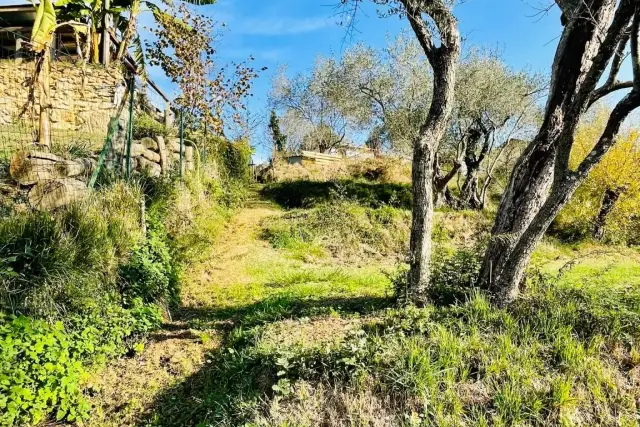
[80,169,640,426]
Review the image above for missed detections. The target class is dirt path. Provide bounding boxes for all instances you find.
[85,193,283,427]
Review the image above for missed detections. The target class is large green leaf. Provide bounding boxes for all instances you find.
[30,0,56,52]
[132,35,148,83]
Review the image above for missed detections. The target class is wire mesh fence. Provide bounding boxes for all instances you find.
[0,31,186,216]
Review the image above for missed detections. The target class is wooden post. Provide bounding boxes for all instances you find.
[164,102,173,127]
[38,47,52,150]
[15,37,23,64]
[101,0,111,66]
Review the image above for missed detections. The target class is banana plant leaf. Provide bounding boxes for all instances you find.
[30,0,56,52]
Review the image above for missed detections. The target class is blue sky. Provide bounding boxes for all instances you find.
[3,0,616,161]
[137,0,566,161]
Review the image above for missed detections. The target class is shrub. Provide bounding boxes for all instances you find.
[220,140,253,182]
[0,302,161,426]
[0,185,143,318]
[119,215,179,306]
[132,112,173,140]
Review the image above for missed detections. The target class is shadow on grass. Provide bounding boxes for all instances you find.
[137,293,393,426]
[261,179,412,210]
[174,293,392,331]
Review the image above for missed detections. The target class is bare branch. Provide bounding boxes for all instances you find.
[589,80,634,107]
[401,0,436,60]
[588,22,634,107]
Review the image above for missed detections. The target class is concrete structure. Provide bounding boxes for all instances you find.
[287,150,343,166]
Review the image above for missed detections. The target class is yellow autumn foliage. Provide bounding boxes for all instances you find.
[554,110,640,244]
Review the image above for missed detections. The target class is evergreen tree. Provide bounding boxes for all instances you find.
[268,110,287,153]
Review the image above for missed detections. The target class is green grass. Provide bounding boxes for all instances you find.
[261,179,412,209]
[142,277,640,426]
[109,194,640,427]
[53,182,640,427]
[261,201,411,264]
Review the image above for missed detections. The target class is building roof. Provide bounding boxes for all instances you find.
[0,4,37,29]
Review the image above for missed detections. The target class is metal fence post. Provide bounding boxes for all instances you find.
[179,109,184,179]
[125,77,135,180]
[203,123,207,164]
[88,117,119,189]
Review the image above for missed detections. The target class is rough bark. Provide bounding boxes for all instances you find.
[593,187,623,240]
[491,87,640,304]
[459,123,495,210]
[433,152,461,208]
[479,0,637,302]
[460,127,490,209]
[402,0,460,304]
[461,169,481,209]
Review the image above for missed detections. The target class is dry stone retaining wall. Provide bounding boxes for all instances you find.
[0,60,124,137]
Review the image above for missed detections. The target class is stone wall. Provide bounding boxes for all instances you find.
[0,60,125,138]
[112,136,196,178]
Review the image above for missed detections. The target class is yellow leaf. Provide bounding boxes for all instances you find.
[30,0,56,52]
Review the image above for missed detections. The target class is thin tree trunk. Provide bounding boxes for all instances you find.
[408,141,437,303]
[593,187,623,241]
[402,0,460,304]
[433,152,460,208]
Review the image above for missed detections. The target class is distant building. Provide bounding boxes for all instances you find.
[287,150,343,166]
[286,145,375,166]
[0,3,101,62]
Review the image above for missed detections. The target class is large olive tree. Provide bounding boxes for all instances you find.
[269,62,356,153]
[452,51,543,209]
[479,0,640,304]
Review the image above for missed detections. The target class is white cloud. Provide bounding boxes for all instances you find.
[234,16,330,36]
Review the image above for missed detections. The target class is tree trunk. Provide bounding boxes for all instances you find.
[408,141,437,303]
[593,187,623,241]
[460,167,481,209]
[402,0,460,304]
[460,126,490,210]
[478,134,556,291]
[487,87,640,304]
[433,152,460,208]
[478,0,628,300]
